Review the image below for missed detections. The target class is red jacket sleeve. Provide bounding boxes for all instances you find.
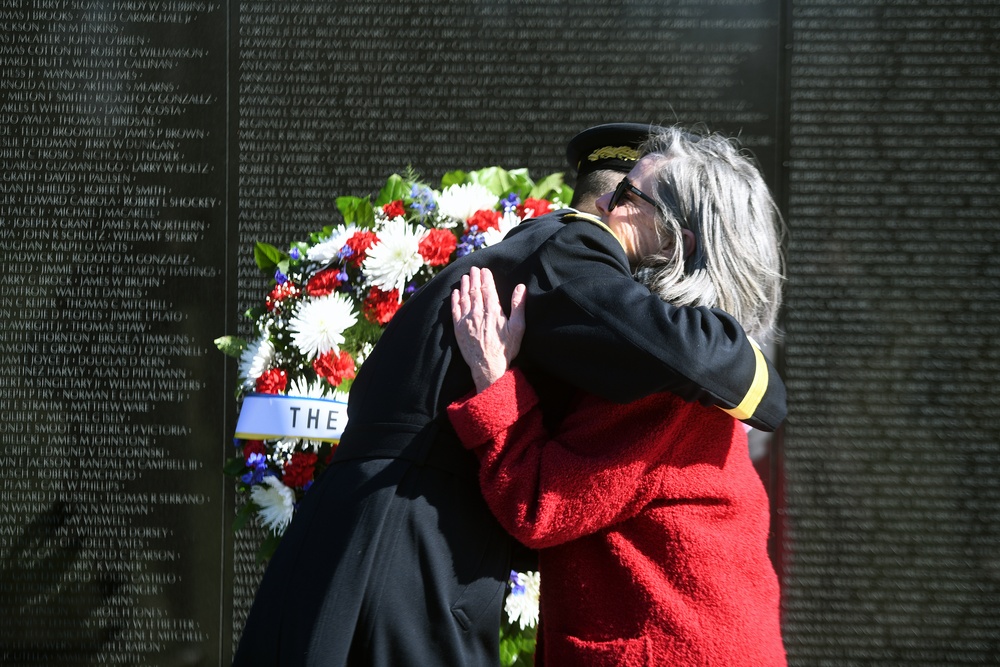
[447,368,685,548]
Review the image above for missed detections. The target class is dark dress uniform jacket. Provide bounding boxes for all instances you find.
[233,210,786,667]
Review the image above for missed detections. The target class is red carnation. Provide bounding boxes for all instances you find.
[306,267,342,297]
[255,368,287,394]
[363,287,402,325]
[265,281,300,312]
[344,230,379,268]
[243,440,267,463]
[518,198,552,219]
[281,451,318,488]
[418,228,457,266]
[382,200,406,219]
[312,349,356,387]
[465,209,502,234]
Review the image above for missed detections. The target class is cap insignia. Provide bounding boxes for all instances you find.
[587,145,640,163]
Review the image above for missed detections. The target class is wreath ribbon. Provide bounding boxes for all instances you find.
[235,394,348,443]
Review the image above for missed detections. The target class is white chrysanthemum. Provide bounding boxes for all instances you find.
[437,182,499,222]
[250,476,295,534]
[238,334,275,391]
[306,224,359,264]
[273,437,303,459]
[504,570,541,630]
[481,210,523,248]
[362,218,425,295]
[288,293,358,359]
[355,341,375,367]
[286,376,328,399]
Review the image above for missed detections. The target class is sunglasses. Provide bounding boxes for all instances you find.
[608,177,659,211]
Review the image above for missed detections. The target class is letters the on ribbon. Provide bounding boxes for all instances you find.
[235,394,348,443]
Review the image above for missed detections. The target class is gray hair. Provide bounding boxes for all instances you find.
[635,126,785,340]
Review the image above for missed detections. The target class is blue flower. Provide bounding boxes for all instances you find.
[457,230,486,257]
[410,184,437,219]
[501,193,520,213]
[289,247,301,260]
[509,570,526,595]
[241,452,272,485]
[274,269,288,284]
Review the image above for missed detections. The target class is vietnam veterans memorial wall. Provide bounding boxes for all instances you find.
[1,1,997,665]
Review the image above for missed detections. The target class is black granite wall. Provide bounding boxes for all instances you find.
[1,1,997,665]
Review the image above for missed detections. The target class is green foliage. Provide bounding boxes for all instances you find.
[257,533,282,563]
[254,241,289,274]
[439,166,571,207]
[499,620,538,667]
[336,195,376,228]
[223,456,248,477]
[468,166,526,198]
[308,226,335,245]
[341,317,383,357]
[530,172,571,203]
[232,499,257,533]
[439,169,468,189]
[374,173,411,206]
[214,335,247,359]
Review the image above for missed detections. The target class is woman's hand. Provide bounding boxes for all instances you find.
[451,267,526,393]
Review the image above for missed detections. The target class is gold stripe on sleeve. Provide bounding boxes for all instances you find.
[720,339,768,422]
[565,211,625,252]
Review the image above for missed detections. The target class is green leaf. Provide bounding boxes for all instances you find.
[223,456,247,476]
[529,172,567,200]
[503,167,535,200]
[308,226,335,245]
[256,533,283,563]
[342,317,384,356]
[214,335,247,358]
[553,183,575,205]
[374,173,410,206]
[254,241,287,272]
[499,618,537,666]
[336,195,376,228]
[232,500,257,533]
[467,166,518,197]
[440,169,469,189]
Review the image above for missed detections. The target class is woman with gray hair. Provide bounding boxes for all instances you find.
[447,127,787,666]
[629,126,784,341]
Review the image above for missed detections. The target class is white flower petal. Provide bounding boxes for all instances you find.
[437,183,499,222]
[362,218,426,294]
[306,224,359,264]
[481,211,523,247]
[286,376,328,399]
[238,335,275,390]
[504,570,541,630]
[250,476,295,534]
[288,293,359,359]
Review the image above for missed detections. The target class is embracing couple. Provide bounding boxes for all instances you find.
[235,124,788,666]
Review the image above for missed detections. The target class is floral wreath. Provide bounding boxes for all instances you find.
[216,166,572,665]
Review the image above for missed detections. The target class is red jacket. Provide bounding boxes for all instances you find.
[448,369,787,667]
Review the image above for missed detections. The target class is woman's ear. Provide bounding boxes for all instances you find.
[656,229,697,260]
[681,229,696,258]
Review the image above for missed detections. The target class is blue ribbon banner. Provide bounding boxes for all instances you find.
[234,394,348,443]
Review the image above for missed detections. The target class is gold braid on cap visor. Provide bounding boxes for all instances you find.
[587,145,640,163]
